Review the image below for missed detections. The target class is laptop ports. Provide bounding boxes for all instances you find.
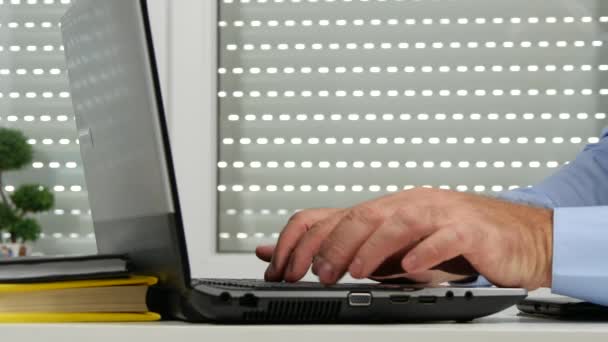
[348,292,372,307]
[389,295,411,304]
[239,293,258,308]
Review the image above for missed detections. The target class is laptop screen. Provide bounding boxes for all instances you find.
[62,0,191,289]
[62,0,175,222]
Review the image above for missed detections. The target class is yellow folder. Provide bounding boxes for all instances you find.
[0,276,161,323]
[0,312,161,323]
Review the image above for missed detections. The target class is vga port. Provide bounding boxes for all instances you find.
[348,292,372,307]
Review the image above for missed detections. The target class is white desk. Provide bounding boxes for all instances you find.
[3,306,608,342]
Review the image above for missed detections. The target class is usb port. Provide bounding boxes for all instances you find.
[389,295,410,304]
[348,292,372,307]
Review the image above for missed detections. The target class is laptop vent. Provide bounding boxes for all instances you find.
[243,300,341,322]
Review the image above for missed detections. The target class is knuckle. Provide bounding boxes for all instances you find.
[287,211,308,224]
[410,186,438,197]
[347,204,384,226]
[422,243,441,260]
[414,186,431,194]
[393,207,426,233]
[307,222,335,241]
[307,220,327,234]
[452,228,469,246]
[406,187,425,195]
[417,203,446,229]
[409,187,447,208]
[394,207,415,223]
[299,226,326,250]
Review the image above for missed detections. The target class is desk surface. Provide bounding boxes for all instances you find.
[3,306,608,342]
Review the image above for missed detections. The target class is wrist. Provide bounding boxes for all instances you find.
[538,208,554,288]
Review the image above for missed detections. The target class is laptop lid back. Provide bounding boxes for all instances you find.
[61,0,191,291]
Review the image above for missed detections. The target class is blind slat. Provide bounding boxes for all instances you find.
[219,96,608,113]
[220,27,604,45]
[218,117,603,137]
[218,168,566,187]
[220,72,601,92]
[6,168,85,187]
[219,0,604,21]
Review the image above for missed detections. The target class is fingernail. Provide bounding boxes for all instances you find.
[349,258,364,279]
[311,256,322,275]
[317,260,335,283]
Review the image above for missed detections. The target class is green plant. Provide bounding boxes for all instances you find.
[0,127,54,243]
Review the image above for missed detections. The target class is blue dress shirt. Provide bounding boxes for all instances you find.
[497,129,608,305]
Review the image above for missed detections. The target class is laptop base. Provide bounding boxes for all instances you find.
[169,279,527,323]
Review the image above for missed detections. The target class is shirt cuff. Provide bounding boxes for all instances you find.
[552,207,608,306]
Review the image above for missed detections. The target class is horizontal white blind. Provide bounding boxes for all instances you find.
[217,0,608,252]
[0,0,95,255]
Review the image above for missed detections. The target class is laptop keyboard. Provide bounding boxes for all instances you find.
[192,278,416,291]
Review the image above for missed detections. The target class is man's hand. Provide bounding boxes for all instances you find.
[255,188,553,290]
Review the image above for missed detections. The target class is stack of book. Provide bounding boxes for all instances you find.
[0,255,160,322]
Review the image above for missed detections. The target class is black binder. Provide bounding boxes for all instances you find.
[0,254,129,283]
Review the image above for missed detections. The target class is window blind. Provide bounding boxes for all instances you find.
[0,0,95,255]
[217,0,608,252]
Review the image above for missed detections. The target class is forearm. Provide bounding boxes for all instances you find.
[485,135,608,301]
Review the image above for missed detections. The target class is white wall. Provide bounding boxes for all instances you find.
[146,0,170,119]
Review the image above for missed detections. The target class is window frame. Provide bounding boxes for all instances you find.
[166,0,274,278]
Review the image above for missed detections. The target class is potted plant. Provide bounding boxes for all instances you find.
[0,127,54,257]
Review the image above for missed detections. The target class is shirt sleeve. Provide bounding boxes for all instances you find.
[500,128,608,208]
[496,129,608,305]
[551,207,608,306]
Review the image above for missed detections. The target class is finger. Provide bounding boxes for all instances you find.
[314,205,385,285]
[283,212,347,282]
[402,228,470,273]
[255,245,275,263]
[349,208,435,279]
[265,208,342,281]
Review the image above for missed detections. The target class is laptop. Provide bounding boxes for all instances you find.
[60,0,527,323]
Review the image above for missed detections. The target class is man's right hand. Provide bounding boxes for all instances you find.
[254,188,553,290]
[255,208,473,284]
